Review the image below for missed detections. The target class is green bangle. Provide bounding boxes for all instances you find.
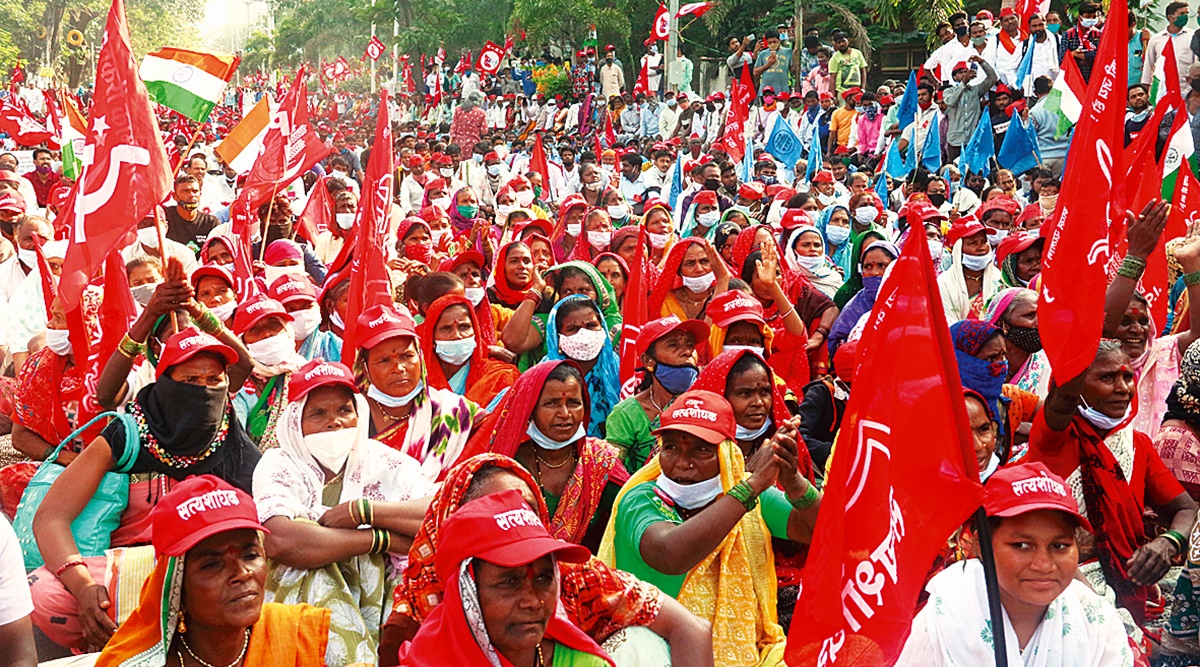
[1184,272,1200,288]
[789,482,820,510]
[725,481,759,512]
[371,528,390,555]
[1117,255,1147,280]
[1164,529,1188,553]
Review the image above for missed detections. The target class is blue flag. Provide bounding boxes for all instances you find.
[997,115,1041,175]
[739,142,755,182]
[883,138,907,179]
[765,118,805,175]
[921,113,941,171]
[896,70,918,130]
[1012,38,1035,93]
[668,152,683,209]
[958,111,995,183]
[874,171,889,206]
[805,120,822,183]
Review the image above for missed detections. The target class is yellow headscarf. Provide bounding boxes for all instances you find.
[598,440,787,666]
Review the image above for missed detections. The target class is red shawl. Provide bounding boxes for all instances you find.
[647,237,707,318]
[437,255,499,347]
[420,294,519,406]
[488,241,531,308]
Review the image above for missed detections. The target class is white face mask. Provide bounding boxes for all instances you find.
[487,164,502,176]
[988,228,1008,246]
[648,232,669,249]
[464,287,486,306]
[496,203,516,220]
[366,380,424,407]
[655,474,723,510]
[304,427,357,473]
[826,224,851,246]
[559,327,607,361]
[264,265,306,287]
[515,190,535,207]
[209,300,238,323]
[854,206,879,224]
[736,419,772,441]
[565,223,582,237]
[929,240,945,260]
[136,227,160,249]
[526,421,586,451]
[45,328,72,356]
[431,196,451,211]
[960,249,995,271]
[17,246,37,268]
[1078,400,1131,431]
[432,228,452,246]
[723,344,765,356]
[291,306,321,341]
[585,180,605,192]
[796,254,825,272]
[435,335,476,365]
[607,203,629,220]
[816,192,838,206]
[246,330,295,366]
[330,311,345,330]
[697,210,720,227]
[588,230,612,249]
[682,271,716,293]
[131,282,161,307]
[439,167,454,178]
[335,212,355,230]
[218,262,236,275]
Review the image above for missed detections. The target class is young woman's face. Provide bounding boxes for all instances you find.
[679,243,711,278]
[794,231,824,257]
[726,364,773,432]
[1115,301,1150,360]
[595,259,625,299]
[860,248,893,278]
[992,510,1078,611]
[504,244,533,289]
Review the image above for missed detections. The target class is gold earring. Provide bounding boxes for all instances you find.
[178,612,187,634]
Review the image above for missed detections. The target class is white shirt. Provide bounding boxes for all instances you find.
[1029,34,1061,83]
[0,254,30,307]
[0,517,31,626]
[399,173,427,216]
[925,39,975,83]
[1143,29,1198,91]
[992,32,1025,87]
[642,53,664,90]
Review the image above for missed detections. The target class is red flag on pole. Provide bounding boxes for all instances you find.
[0,98,54,146]
[786,223,985,666]
[604,111,616,147]
[477,41,505,75]
[529,133,552,200]
[633,58,650,97]
[619,227,649,383]
[1039,0,1127,384]
[651,3,670,40]
[364,36,386,62]
[675,1,715,18]
[455,51,472,75]
[296,175,334,243]
[341,90,395,370]
[79,251,139,425]
[59,0,171,311]
[720,66,754,163]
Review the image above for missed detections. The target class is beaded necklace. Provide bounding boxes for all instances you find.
[128,401,231,469]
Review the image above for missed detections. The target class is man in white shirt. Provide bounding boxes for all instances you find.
[618,153,647,205]
[122,210,200,275]
[644,148,674,194]
[642,40,665,98]
[1026,14,1062,84]
[0,215,51,307]
[399,154,430,215]
[658,92,681,139]
[992,9,1026,88]
[1143,1,1197,92]
[925,11,974,84]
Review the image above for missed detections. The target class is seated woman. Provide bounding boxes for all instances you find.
[602,188,633,228]
[593,252,629,304]
[553,194,588,262]
[419,294,520,407]
[569,208,614,262]
[997,231,1044,289]
[255,360,436,662]
[607,317,709,472]
[680,190,722,238]
[487,241,535,310]
[938,218,1003,322]
[95,475,331,667]
[396,489,616,667]
[352,303,483,482]
[712,220,741,268]
[232,294,306,450]
[126,255,163,307]
[897,463,1135,666]
[950,320,1041,464]
[389,217,441,292]
[544,296,622,436]
[315,189,358,264]
[706,288,774,358]
[319,275,350,339]
[191,264,238,327]
[382,453,713,666]
[440,250,505,346]
[200,234,235,270]
[648,238,730,321]
[828,235,896,355]
[269,273,342,363]
[815,204,854,276]
[600,389,821,665]
[462,360,628,551]
[1028,340,1199,630]
[31,326,258,651]
[642,199,677,265]
[983,287,1051,398]
[263,239,311,287]
[446,186,494,255]
[781,222,844,298]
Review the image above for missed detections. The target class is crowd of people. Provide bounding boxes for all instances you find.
[4,2,1200,666]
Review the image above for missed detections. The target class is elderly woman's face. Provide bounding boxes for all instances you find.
[475,556,558,658]
[243,314,286,346]
[366,336,422,398]
[965,395,996,473]
[559,273,598,301]
[645,209,671,235]
[183,529,267,632]
[168,352,228,388]
[962,231,991,257]
[679,243,711,278]
[531,376,586,443]
[300,385,358,436]
[205,240,234,266]
[991,510,1078,609]
[453,261,484,288]
[1115,301,1150,359]
[658,431,720,485]
[1015,245,1042,283]
[196,276,235,309]
[434,305,476,342]
[1080,350,1135,420]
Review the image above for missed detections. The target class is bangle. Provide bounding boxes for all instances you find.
[789,482,820,510]
[368,528,380,554]
[359,498,374,526]
[725,481,759,512]
[814,326,830,337]
[117,333,145,358]
[1163,529,1188,554]
[1185,272,1200,288]
[349,501,361,525]
[523,289,543,306]
[1116,255,1146,280]
[371,528,390,555]
[195,306,223,334]
[779,305,797,320]
[55,558,86,578]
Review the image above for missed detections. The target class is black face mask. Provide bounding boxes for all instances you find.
[265,222,294,245]
[703,178,721,191]
[954,25,969,37]
[928,193,947,206]
[1192,77,1200,92]
[142,374,229,456]
[0,220,15,237]
[1003,324,1043,353]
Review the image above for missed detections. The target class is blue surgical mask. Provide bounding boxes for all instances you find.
[735,419,772,441]
[367,381,424,408]
[525,421,586,451]
[826,225,851,246]
[652,362,699,395]
[1080,17,1097,28]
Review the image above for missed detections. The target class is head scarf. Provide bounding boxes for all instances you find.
[981,287,1032,327]
[420,178,450,209]
[814,204,851,265]
[487,241,532,307]
[447,186,486,240]
[950,320,1007,423]
[395,217,433,260]
[200,235,235,265]
[999,237,1044,288]
[543,260,623,335]
[420,295,515,400]
[591,251,630,297]
[1165,340,1200,430]
[263,239,303,266]
[692,349,813,480]
[648,237,708,318]
[543,296,621,436]
[832,232,892,309]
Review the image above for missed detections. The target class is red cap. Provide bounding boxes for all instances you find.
[0,169,19,183]
[708,290,766,329]
[155,327,239,379]
[0,191,24,214]
[1017,203,1045,226]
[149,475,268,557]
[287,359,356,402]
[983,462,1093,532]
[737,181,765,200]
[642,197,673,213]
[693,190,718,206]
[812,170,835,184]
[268,273,318,305]
[832,145,851,156]
[976,9,993,19]
[841,86,862,100]
[233,294,293,336]
[438,250,485,273]
[1000,7,1017,17]
[190,264,235,292]
[944,218,997,246]
[879,94,896,105]
[994,83,1012,96]
[818,92,833,101]
[780,208,814,230]
[776,91,791,102]
[436,489,591,579]
[653,390,736,445]
[952,61,972,73]
[996,232,1043,264]
[406,154,425,168]
[484,151,499,162]
[833,338,859,380]
[900,199,948,224]
[356,303,419,350]
[513,219,555,239]
[635,316,710,358]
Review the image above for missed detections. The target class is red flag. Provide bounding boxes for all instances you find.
[1040,0,1127,384]
[296,175,333,242]
[633,58,650,97]
[318,57,330,97]
[230,199,262,301]
[477,41,505,75]
[1161,32,1183,100]
[59,0,171,311]
[720,66,754,162]
[619,226,649,383]
[530,133,552,201]
[364,35,386,62]
[1120,124,1172,324]
[651,3,670,41]
[42,90,66,150]
[0,98,54,146]
[32,239,57,322]
[436,46,446,65]
[237,67,330,235]
[455,51,471,75]
[79,251,138,424]
[341,90,395,370]
[504,34,514,53]
[604,111,616,147]
[675,1,715,18]
[786,224,984,666]
[1170,152,1200,236]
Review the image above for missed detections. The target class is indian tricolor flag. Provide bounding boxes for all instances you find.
[140,48,239,122]
[215,95,276,175]
[1162,92,1196,201]
[1040,53,1086,140]
[60,96,88,180]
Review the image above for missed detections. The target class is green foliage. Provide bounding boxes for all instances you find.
[241,29,274,71]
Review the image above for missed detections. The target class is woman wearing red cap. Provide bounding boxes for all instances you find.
[30,326,259,651]
[232,295,307,450]
[896,463,1136,665]
[938,217,1003,321]
[256,360,436,662]
[96,475,331,667]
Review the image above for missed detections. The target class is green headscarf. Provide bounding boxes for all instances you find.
[833,228,887,309]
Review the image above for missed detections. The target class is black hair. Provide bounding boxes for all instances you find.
[740,250,762,284]
[32,147,52,160]
[726,350,771,396]
[547,360,586,385]
[406,271,464,315]
[174,173,199,187]
[462,463,528,503]
[554,297,601,334]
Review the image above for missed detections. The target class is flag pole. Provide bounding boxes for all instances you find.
[258,179,281,262]
[152,206,179,332]
[973,506,1010,667]
[172,127,204,176]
